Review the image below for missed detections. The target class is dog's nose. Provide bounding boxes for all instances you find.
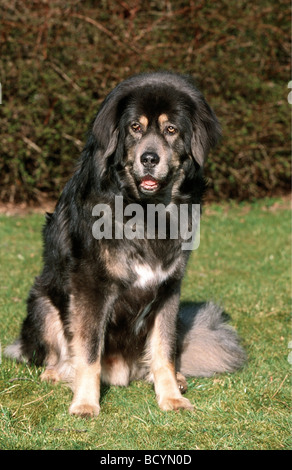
[140,152,160,168]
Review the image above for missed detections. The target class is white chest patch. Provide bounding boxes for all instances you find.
[133,261,177,288]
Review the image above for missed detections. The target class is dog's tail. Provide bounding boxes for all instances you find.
[4,339,28,363]
[176,302,246,377]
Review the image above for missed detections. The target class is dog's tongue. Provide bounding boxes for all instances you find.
[140,175,158,190]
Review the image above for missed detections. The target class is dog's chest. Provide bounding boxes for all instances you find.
[132,259,179,288]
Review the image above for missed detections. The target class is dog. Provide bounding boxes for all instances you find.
[5,72,246,417]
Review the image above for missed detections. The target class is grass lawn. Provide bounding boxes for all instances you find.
[0,197,291,450]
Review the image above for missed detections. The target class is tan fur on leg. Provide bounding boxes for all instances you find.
[69,340,101,418]
[69,297,102,418]
[148,316,193,411]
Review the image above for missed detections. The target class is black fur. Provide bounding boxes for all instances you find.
[5,72,245,416]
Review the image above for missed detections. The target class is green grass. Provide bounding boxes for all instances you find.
[0,198,291,450]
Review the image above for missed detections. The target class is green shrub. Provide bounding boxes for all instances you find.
[0,0,290,202]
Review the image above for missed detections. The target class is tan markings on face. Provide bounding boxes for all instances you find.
[158,114,169,128]
[139,115,148,129]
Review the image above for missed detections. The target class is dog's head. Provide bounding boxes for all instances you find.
[89,72,221,200]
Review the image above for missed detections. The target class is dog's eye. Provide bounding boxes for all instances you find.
[131,122,142,133]
[166,125,177,135]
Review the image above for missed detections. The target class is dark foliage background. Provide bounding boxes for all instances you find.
[0,0,290,203]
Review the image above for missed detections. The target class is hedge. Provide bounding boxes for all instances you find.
[0,0,290,203]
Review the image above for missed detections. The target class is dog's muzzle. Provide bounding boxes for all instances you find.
[140,152,160,168]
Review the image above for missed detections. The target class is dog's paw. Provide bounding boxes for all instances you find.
[69,402,100,418]
[176,372,188,394]
[40,368,60,384]
[159,396,194,412]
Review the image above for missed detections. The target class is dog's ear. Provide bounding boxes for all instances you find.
[190,96,221,167]
[91,77,144,161]
[92,93,121,159]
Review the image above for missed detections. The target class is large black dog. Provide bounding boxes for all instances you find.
[6,72,245,417]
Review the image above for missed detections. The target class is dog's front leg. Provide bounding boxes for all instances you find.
[69,337,101,418]
[68,292,112,418]
[149,283,194,412]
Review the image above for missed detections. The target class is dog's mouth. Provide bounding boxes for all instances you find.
[139,175,160,193]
